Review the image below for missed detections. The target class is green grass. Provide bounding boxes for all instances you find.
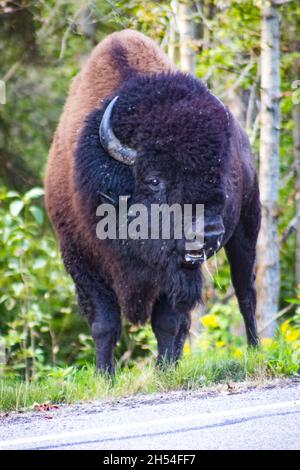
[1,343,299,412]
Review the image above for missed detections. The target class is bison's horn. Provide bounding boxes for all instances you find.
[99,96,137,166]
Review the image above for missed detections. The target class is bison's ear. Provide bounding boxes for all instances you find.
[99,96,137,166]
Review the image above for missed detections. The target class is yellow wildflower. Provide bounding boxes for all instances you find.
[183,342,191,356]
[216,340,225,348]
[280,320,290,334]
[201,313,220,328]
[233,348,244,358]
[286,330,300,342]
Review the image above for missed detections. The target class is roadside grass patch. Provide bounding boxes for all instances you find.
[0,339,299,412]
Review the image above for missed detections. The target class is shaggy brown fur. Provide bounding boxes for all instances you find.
[45,30,172,233]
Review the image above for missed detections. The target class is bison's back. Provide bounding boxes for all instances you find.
[45,30,172,240]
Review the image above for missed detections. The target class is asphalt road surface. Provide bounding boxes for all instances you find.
[0,381,299,450]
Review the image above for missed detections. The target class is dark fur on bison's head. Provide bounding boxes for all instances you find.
[74,71,232,316]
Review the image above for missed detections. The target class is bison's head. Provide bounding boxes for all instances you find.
[98,72,231,272]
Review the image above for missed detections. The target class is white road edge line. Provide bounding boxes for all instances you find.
[1,399,300,448]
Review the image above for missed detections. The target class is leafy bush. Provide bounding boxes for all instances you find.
[0,187,157,378]
[0,187,88,378]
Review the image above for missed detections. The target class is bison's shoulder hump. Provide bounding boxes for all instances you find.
[56,30,173,154]
[88,29,173,81]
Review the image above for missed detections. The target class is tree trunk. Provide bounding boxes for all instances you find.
[294,98,300,285]
[203,0,213,52]
[177,1,195,74]
[256,2,281,336]
[168,1,177,63]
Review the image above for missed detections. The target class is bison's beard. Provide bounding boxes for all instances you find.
[121,237,203,320]
[164,254,203,312]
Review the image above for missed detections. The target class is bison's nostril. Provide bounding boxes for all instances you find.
[204,216,225,245]
[206,230,223,239]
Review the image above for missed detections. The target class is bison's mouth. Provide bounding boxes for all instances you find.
[182,250,204,268]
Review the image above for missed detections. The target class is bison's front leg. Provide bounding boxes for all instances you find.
[151,295,190,366]
[74,276,121,375]
[91,298,121,375]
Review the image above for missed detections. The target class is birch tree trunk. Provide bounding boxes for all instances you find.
[203,0,213,52]
[294,98,300,285]
[256,2,281,336]
[168,1,177,63]
[177,1,195,75]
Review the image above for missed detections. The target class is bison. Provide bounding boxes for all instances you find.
[45,30,261,374]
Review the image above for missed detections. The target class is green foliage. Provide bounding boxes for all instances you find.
[1,338,299,412]
[0,188,158,376]
[0,187,82,378]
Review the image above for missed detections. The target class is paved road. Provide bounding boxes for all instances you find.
[0,381,299,450]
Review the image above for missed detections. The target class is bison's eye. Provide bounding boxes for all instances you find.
[145,177,161,191]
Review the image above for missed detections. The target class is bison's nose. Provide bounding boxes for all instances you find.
[183,215,225,267]
[204,215,225,254]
